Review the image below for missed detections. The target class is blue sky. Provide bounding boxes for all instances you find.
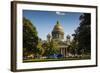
[23,10,82,40]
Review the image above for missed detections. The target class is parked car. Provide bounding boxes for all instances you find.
[47,54,63,58]
[57,54,63,58]
[47,54,57,58]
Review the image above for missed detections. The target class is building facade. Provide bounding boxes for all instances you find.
[47,21,71,57]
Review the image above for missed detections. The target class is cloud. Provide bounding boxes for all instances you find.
[56,11,66,15]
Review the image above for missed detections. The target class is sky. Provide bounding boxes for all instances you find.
[23,10,83,40]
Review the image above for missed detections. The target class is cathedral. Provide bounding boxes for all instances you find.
[47,21,71,57]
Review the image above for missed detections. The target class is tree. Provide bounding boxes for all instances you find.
[72,13,91,54]
[42,42,49,56]
[37,40,44,58]
[48,40,59,55]
[43,40,59,56]
[23,17,38,58]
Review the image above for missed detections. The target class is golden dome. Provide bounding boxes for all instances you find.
[53,21,64,34]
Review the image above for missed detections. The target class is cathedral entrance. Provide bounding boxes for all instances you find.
[60,47,67,57]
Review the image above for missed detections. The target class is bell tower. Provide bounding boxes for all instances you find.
[47,33,51,42]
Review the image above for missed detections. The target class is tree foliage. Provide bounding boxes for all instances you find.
[72,13,91,54]
[43,40,59,56]
[23,17,38,56]
[37,40,44,56]
[48,40,59,55]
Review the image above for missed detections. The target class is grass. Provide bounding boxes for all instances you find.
[23,56,90,63]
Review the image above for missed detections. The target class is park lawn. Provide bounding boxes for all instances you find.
[23,57,90,63]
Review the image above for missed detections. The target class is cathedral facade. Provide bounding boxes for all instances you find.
[47,21,71,57]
